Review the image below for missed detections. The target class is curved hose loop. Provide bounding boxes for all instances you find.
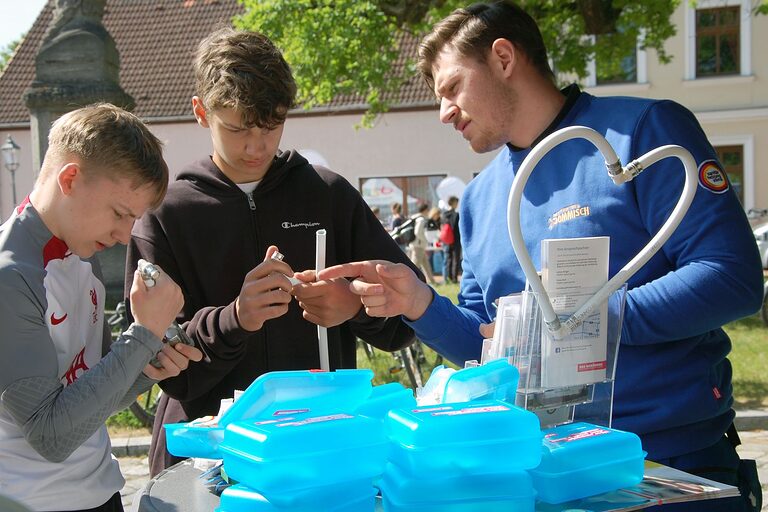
[506,126,698,339]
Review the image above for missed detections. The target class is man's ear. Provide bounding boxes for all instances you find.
[57,163,81,196]
[192,96,210,128]
[490,38,517,79]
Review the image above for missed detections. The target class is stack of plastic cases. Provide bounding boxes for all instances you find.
[441,358,519,404]
[380,400,541,511]
[216,483,377,512]
[164,369,374,459]
[529,422,646,504]
[219,412,388,509]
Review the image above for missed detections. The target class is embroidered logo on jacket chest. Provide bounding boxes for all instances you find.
[548,204,591,229]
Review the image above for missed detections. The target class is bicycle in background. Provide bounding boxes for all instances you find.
[107,302,160,428]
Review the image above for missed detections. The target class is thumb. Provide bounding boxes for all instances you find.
[479,322,495,339]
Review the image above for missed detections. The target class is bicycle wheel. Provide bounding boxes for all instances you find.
[129,385,161,428]
[400,347,423,390]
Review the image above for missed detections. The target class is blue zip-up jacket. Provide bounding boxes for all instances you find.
[410,89,763,461]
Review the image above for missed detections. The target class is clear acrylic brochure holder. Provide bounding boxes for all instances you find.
[482,284,627,429]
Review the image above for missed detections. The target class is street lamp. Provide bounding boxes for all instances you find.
[1,135,20,205]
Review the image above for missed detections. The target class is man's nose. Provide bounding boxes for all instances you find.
[440,98,458,125]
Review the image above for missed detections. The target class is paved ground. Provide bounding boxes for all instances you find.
[117,428,768,510]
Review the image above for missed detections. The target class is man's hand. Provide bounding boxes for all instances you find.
[235,246,295,332]
[129,264,184,340]
[318,260,434,321]
[292,270,362,327]
[143,342,203,380]
[479,322,495,339]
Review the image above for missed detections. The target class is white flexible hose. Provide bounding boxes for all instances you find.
[506,126,698,339]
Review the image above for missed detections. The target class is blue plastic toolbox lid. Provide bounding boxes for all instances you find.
[442,359,519,404]
[222,413,387,460]
[164,422,223,459]
[219,369,374,427]
[535,422,644,474]
[386,400,540,448]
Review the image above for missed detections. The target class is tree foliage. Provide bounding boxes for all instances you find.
[234,0,761,126]
[0,37,21,74]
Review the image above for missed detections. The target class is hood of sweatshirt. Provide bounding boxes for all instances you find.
[174,149,310,197]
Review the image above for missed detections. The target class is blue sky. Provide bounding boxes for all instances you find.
[0,0,48,50]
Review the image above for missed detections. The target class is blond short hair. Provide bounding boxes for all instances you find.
[45,103,168,208]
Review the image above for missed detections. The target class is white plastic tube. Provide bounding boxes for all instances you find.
[506,126,698,339]
[315,229,330,371]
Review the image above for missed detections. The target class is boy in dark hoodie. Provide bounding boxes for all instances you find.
[124,27,419,476]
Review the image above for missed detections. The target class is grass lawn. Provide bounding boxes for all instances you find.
[725,313,768,408]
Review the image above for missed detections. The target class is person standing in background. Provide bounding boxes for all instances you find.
[441,196,461,283]
[408,203,437,285]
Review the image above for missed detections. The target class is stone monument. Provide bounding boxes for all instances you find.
[23,0,134,172]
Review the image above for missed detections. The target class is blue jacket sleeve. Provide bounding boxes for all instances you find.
[622,101,763,345]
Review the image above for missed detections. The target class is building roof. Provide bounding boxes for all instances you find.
[0,0,435,126]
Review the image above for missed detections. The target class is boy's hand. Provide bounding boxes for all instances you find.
[318,260,434,321]
[235,246,294,331]
[129,264,184,340]
[292,270,362,327]
[143,343,203,380]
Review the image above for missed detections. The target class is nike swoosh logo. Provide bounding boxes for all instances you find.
[51,312,68,325]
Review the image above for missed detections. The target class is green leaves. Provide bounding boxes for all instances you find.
[0,37,22,74]
[233,0,685,126]
[236,0,401,127]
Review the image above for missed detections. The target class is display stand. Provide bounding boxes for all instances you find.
[482,284,626,428]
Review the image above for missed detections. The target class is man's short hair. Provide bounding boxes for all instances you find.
[194,27,297,130]
[418,1,554,89]
[46,103,168,208]
[448,196,459,207]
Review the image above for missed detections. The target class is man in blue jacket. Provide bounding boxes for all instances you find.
[321,2,764,510]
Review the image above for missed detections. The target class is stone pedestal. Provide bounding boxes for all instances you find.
[23,0,133,172]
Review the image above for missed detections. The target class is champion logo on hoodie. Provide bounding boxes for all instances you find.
[281,221,321,230]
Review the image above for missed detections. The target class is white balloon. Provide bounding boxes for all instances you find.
[436,176,467,202]
[299,149,330,168]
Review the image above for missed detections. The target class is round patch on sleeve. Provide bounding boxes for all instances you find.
[698,160,729,194]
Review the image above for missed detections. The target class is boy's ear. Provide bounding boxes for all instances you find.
[192,96,210,128]
[57,163,81,196]
[490,38,517,79]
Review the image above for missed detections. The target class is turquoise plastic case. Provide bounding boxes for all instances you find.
[530,421,646,504]
[165,369,374,459]
[385,400,542,474]
[219,412,388,504]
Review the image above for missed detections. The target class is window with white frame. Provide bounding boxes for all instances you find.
[709,134,755,210]
[685,0,751,80]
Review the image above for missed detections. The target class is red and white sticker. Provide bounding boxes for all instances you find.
[698,160,729,194]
